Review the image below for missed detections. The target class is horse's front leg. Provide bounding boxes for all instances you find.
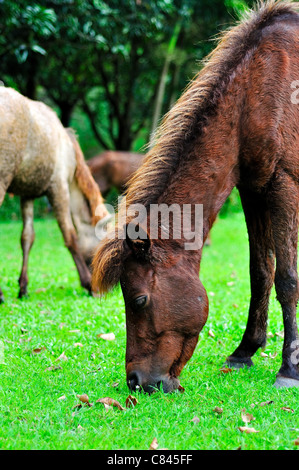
[226,188,275,368]
[47,184,92,294]
[268,175,299,388]
[18,199,35,298]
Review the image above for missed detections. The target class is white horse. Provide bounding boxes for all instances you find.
[0,87,109,301]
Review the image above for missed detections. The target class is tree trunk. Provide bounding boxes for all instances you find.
[150,21,182,147]
[59,102,74,128]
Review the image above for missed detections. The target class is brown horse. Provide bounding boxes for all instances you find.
[92,1,299,392]
[87,151,144,197]
[0,87,109,302]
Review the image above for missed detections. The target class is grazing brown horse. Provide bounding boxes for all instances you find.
[0,87,109,302]
[87,151,144,197]
[92,1,299,392]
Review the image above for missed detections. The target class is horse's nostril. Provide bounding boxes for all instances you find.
[127,371,141,391]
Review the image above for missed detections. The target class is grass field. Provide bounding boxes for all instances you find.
[0,213,298,450]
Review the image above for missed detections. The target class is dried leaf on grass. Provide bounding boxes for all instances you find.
[241,409,255,424]
[238,426,259,434]
[97,333,115,341]
[32,346,46,354]
[45,365,62,371]
[77,394,90,404]
[220,367,233,374]
[149,437,159,450]
[96,397,124,411]
[189,416,200,424]
[125,395,138,408]
[282,406,294,413]
[56,351,68,362]
[213,406,223,414]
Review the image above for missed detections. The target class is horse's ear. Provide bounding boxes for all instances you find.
[125,223,151,259]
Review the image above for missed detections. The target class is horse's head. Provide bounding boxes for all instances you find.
[119,228,208,393]
[69,179,111,268]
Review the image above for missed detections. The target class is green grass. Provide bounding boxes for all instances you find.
[0,214,298,450]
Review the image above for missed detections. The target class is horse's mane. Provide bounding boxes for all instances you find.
[66,129,108,225]
[92,0,299,294]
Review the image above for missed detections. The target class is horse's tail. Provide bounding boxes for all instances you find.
[67,129,109,226]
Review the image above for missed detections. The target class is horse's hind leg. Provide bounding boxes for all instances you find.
[226,188,275,368]
[47,183,92,293]
[268,175,299,388]
[18,199,35,298]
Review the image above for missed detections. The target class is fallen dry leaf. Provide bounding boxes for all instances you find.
[220,367,233,374]
[213,406,223,414]
[77,394,90,404]
[32,346,46,354]
[20,336,32,343]
[282,406,294,413]
[125,395,138,408]
[260,352,268,357]
[189,416,200,424]
[96,397,124,410]
[294,438,299,446]
[260,400,274,407]
[208,329,215,338]
[238,426,259,434]
[45,365,62,371]
[149,437,159,450]
[74,342,83,348]
[56,352,68,362]
[241,409,255,424]
[97,333,115,341]
[57,395,66,401]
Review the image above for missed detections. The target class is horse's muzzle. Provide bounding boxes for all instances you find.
[127,370,180,394]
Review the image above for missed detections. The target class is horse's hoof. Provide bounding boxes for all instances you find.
[18,290,28,300]
[225,356,254,369]
[274,376,299,389]
[0,294,4,304]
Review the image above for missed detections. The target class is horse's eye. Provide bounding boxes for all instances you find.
[132,295,148,310]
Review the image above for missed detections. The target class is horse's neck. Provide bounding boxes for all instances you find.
[69,180,92,231]
[162,95,241,244]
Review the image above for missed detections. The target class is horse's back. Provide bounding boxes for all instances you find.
[0,87,75,197]
[88,151,144,193]
[239,16,299,188]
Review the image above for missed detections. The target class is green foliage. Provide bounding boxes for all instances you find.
[0,0,253,151]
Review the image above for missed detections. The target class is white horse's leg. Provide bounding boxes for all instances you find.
[47,182,92,293]
[18,199,35,298]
